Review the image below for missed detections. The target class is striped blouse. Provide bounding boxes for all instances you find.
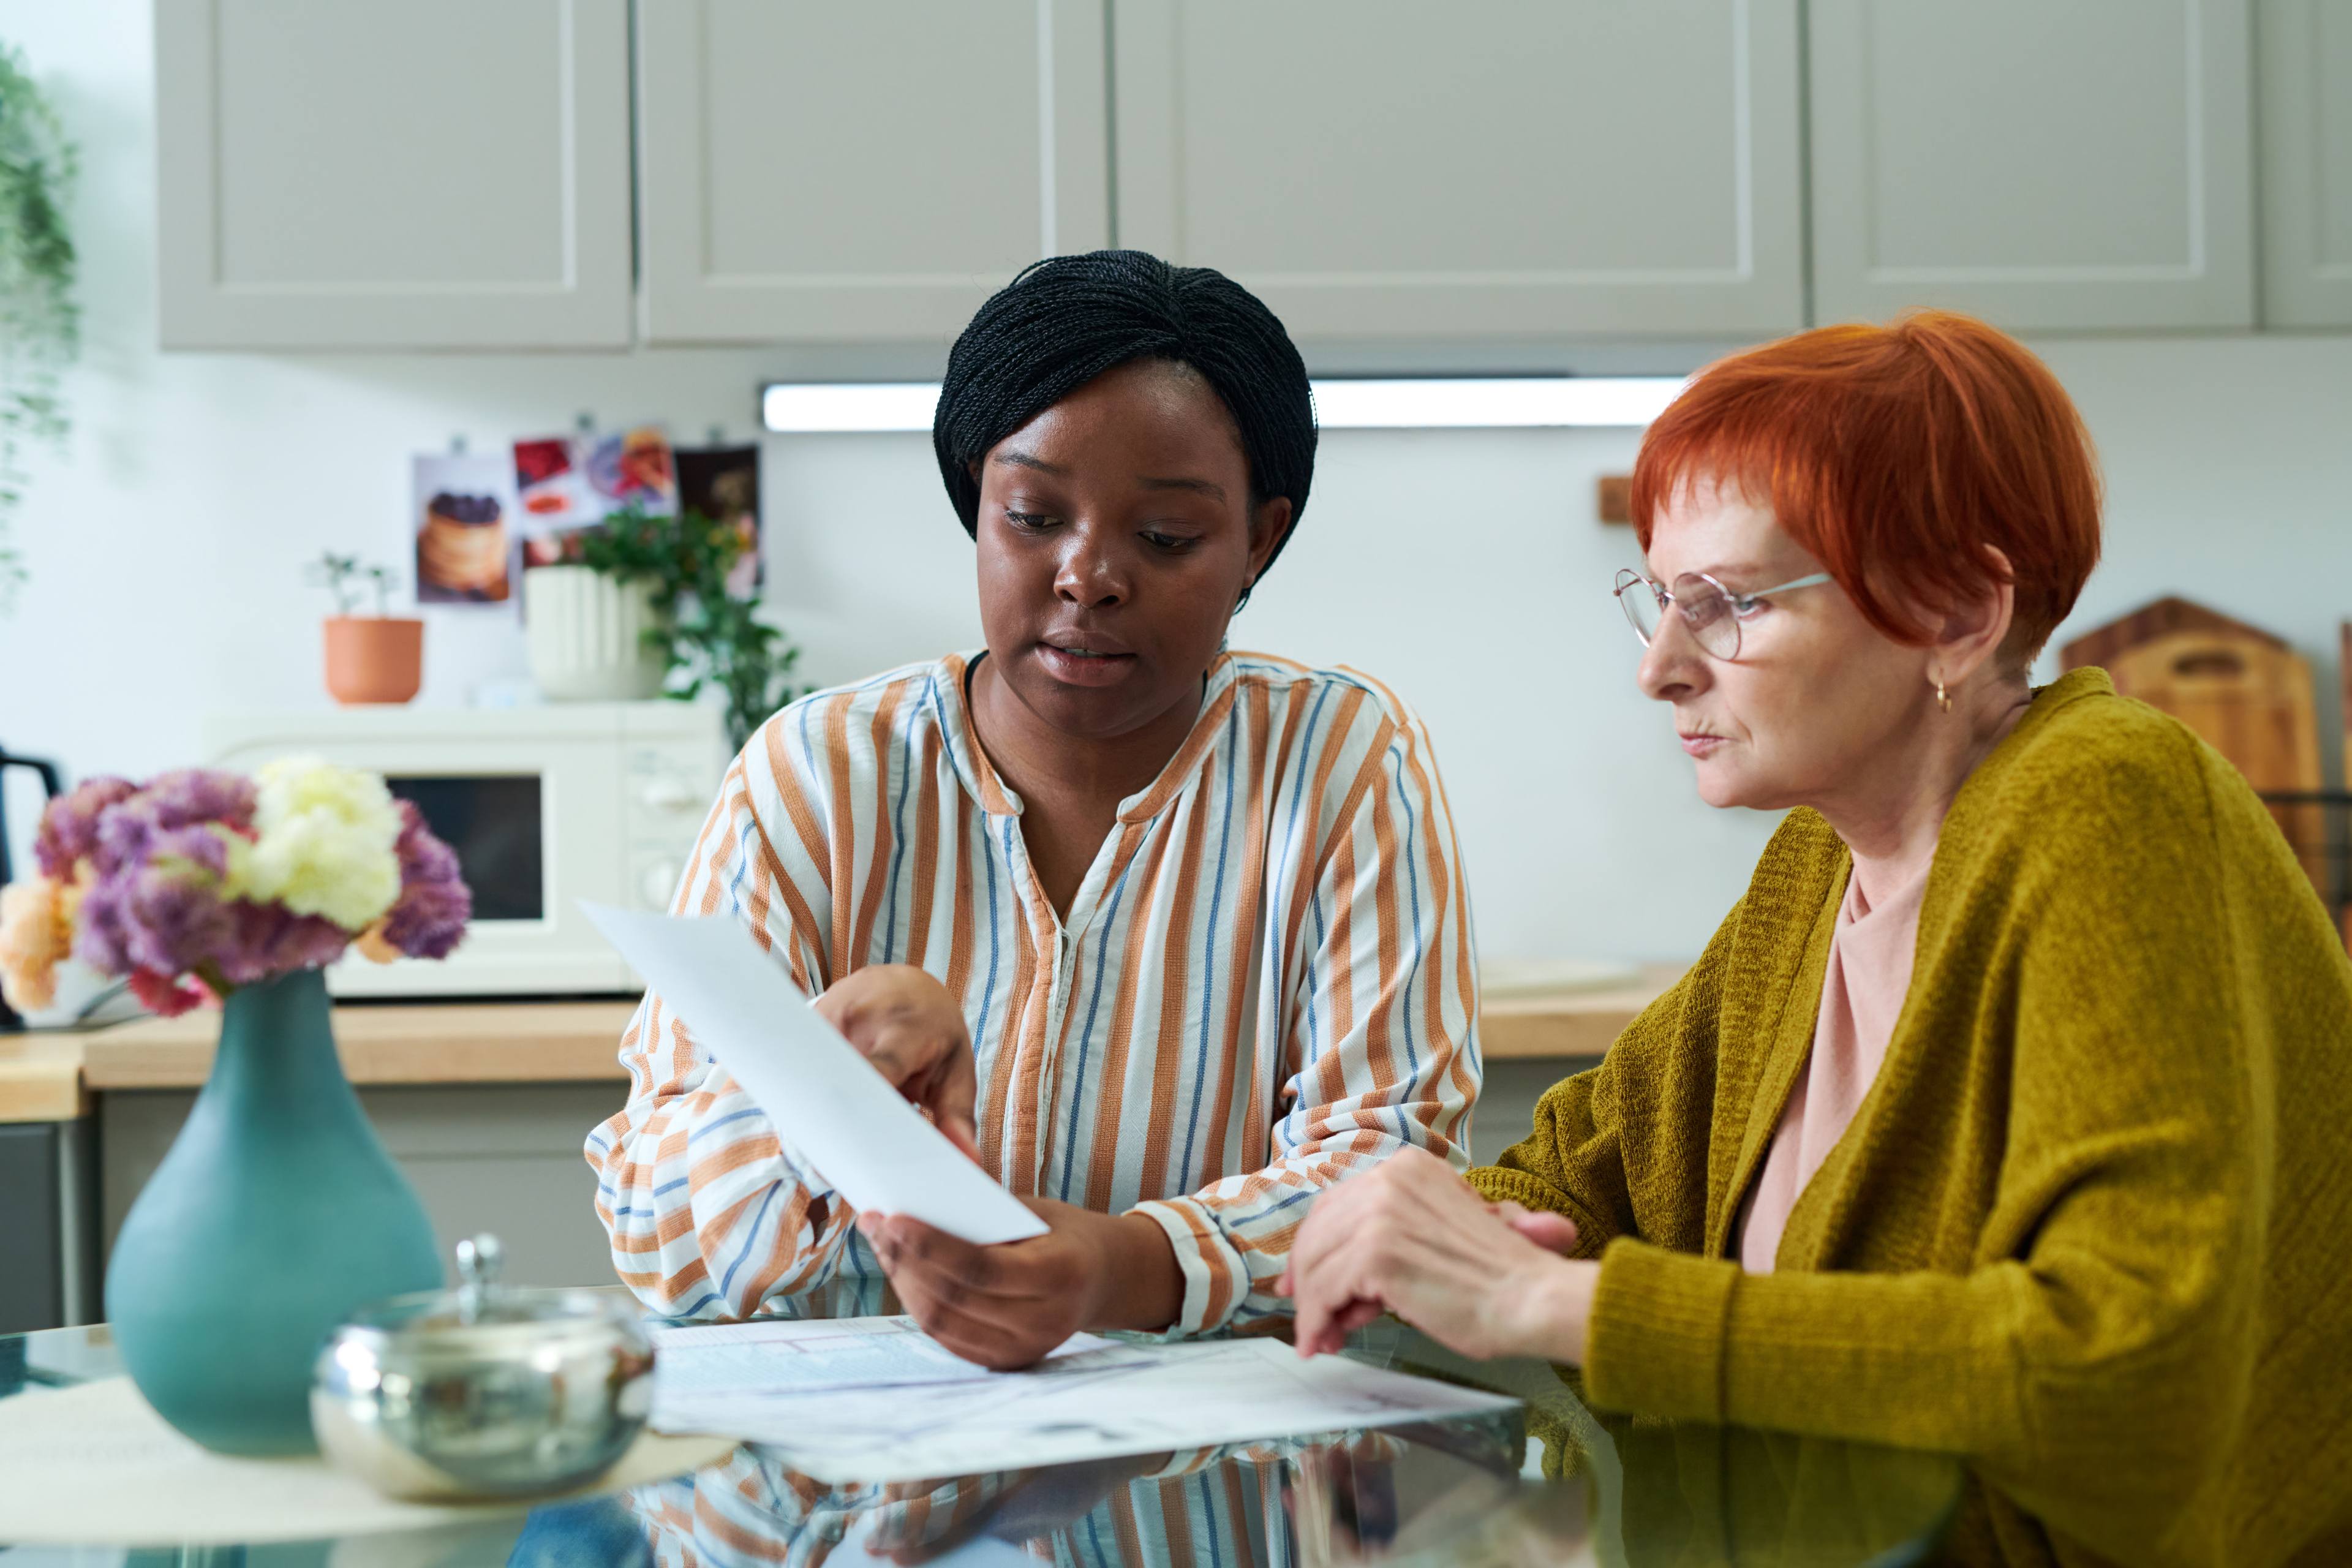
[585,649,1480,1334]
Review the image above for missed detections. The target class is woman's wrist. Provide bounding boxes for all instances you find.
[1083,1210,1185,1333]
[1496,1253,1600,1365]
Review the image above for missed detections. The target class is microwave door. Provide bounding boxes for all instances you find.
[390,775,546,922]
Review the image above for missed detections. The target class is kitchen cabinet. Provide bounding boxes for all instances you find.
[2258,0,2352,326]
[635,0,1110,344]
[1110,0,1807,340]
[1807,0,2256,331]
[153,0,633,350]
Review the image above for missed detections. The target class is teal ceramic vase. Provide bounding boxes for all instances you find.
[104,967,443,1455]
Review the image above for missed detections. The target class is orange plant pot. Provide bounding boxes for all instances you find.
[322,616,423,706]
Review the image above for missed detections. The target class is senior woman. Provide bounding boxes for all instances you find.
[588,251,1479,1369]
[1282,313,2352,1567]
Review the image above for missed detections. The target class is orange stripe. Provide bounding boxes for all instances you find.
[1363,780,1408,1102]
[1221,1464,1258,1568]
[943,791,976,1005]
[1139,782,1218,1194]
[1003,878,1060,1188]
[1109,1489,1147,1564]
[1156,1477,1197,1562]
[1317,823,1362,1113]
[822,692,858,967]
[1200,679,1272,1180]
[1084,820,1181,1211]
[846,681,909,967]
[904,730,943,967]
[1427,742,1482,1139]
[979,865,1041,1178]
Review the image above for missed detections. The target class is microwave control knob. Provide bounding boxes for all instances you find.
[641,775,699,814]
[641,861,681,909]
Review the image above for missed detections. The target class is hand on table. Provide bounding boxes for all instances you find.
[815,964,980,1161]
[1276,1147,1597,1364]
[859,1197,1184,1371]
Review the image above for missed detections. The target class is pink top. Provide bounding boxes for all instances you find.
[1736,858,1932,1274]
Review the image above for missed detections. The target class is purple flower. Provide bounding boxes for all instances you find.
[379,802,470,960]
[214,902,354,986]
[34,777,137,879]
[74,857,234,979]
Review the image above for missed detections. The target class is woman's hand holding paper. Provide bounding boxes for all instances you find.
[860,1197,1183,1370]
[815,965,982,1162]
[1278,1147,1593,1363]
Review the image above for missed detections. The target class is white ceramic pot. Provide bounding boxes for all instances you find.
[522,566,667,702]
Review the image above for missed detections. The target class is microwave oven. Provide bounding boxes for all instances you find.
[202,703,728,998]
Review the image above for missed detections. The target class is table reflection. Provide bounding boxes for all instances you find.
[0,1321,1960,1567]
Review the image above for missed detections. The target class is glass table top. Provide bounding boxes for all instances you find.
[0,1316,1961,1567]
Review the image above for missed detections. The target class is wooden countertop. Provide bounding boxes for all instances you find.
[1,963,1682,1113]
[79,1000,639,1092]
[0,1035,89,1122]
[1480,963,1682,1060]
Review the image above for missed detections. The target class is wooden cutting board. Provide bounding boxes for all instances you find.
[2100,625,2325,888]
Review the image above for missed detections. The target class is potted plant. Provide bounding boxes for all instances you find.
[309,552,422,704]
[568,505,805,748]
[0,43,81,611]
[0,761,471,1453]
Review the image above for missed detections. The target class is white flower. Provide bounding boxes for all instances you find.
[223,758,403,932]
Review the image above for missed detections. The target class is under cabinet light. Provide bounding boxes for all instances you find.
[759,376,1686,434]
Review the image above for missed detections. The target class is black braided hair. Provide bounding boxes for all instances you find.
[933,250,1317,584]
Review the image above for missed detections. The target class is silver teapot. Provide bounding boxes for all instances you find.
[311,1234,655,1500]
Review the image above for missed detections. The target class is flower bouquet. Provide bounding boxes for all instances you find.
[0,760,467,1017]
[0,761,473,1455]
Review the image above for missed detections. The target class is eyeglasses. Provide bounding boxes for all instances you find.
[1613,567,1835,662]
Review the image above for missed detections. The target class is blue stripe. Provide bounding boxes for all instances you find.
[1287,886,1331,1150]
[1197,1474,1224,1568]
[973,834,1003,1057]
[1057,846,1140,1199]
[716,1182,779,1301]
[1083,1514,1110,1568]
[687,1106,764,1146]
[880,696,916,962]
[669,1290,720,1319]
[1178,703,1241,1187]
[1389,741,1425,1081]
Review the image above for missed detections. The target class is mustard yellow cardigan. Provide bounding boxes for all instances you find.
[1473,669,2352,1568]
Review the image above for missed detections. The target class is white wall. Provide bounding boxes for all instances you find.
[4,1,2350,967]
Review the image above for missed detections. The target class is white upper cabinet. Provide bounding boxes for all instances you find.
[1109,0,1807,341]
[1808,0,2256,331]
[636,1,1110,344]
[2258,0,2352,325]
[154,0,632,350]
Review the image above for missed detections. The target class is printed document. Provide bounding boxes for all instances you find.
[582,905,1047,1245]
[650,1315,1519,1483]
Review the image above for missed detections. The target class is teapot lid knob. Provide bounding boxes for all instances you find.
[454,1233,503,1322]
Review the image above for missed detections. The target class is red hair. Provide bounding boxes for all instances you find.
[1630,311,2101,664]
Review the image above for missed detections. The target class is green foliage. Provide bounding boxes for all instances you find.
[305,551,399,616]
[0,43,80,611]
[576,506,805,749]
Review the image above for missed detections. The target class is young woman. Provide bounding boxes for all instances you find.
[588,251,1479,1368]
[1281,313,2352,1568]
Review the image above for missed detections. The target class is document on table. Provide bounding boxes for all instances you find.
[582,904,1047,1244]
[649,1315,1520,1484]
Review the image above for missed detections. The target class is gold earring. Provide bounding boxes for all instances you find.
[1936,679,1951,714]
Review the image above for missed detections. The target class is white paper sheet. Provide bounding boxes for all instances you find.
[649,1316,1135,1398]
[649,1317,1520,1485]
[583,905,1048,1245]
